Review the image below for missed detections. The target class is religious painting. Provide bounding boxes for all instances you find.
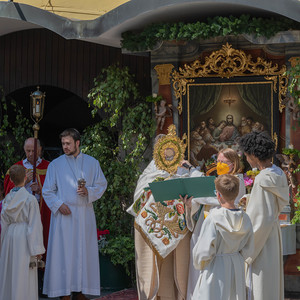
[171,43,288,168]
[187,81,274,168]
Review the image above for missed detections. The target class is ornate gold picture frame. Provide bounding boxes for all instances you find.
[171,43,287,165]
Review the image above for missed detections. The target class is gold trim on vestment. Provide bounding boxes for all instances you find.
[36,174,45,211]
[134,221,164,260]
[6,168,47,176]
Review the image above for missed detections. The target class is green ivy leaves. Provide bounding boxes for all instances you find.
[0,87,31,179]
[121,14,300,52]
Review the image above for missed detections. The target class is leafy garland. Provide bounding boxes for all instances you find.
[81,65,155,276]
[121,14,300,51]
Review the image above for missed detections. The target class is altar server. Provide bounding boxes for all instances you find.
[185,148,246,299]
[192,174,253,300]
[42,128,107,300]
[0,164,45,300]
[4,137,51,253]
[239,131,289,300]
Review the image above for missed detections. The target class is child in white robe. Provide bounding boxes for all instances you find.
[192,174,253,300]
[0,164,45,300]
[185,148,246,299]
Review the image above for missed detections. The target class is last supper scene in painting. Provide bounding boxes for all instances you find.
[189,82,272,168]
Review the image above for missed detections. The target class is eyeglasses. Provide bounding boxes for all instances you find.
[217,160,232,165]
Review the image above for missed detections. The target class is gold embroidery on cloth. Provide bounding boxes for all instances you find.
[145,202,187,239]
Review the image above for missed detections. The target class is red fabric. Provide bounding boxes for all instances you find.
[4,159,51,256]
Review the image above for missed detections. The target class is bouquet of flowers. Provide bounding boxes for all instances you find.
[97,229,110,251]
[243,168,260,193]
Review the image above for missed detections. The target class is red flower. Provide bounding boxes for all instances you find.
[176,203,185,215]
[97,229,110,240]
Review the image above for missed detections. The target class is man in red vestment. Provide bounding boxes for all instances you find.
[4,137,50,253]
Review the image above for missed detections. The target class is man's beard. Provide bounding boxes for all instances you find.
[65,147,78,156]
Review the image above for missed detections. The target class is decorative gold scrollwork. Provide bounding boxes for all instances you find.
[172,43,288,114]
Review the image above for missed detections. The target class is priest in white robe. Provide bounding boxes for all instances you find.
[42,128,107,299]
[127,158,203,300]
[239,131,289,300]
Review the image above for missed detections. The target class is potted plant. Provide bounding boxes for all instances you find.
[97,229,133,291]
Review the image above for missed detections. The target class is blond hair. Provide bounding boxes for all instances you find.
[9,165,26,186]
[215,174,239,202]
[218,148,243,174]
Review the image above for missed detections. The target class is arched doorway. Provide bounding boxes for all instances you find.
[7,85,100,161]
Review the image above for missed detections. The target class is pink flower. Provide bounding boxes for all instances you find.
[244,177,253,187]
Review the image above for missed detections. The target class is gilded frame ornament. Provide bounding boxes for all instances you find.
[172,43,288,114]
[171,43,287,165]
[153,125,187,175]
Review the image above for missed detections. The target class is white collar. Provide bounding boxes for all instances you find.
[23,157,42,168]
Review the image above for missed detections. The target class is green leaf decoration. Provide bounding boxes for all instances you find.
[121,14,300,52]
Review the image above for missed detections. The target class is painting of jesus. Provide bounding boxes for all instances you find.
[187,81,274,167]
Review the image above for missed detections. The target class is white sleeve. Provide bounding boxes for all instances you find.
[27,197,45,256]
[193,215,217,270]
[42,162,63,214]
[86,161,107,203]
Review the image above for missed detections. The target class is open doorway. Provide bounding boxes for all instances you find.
[7,85,100,161]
